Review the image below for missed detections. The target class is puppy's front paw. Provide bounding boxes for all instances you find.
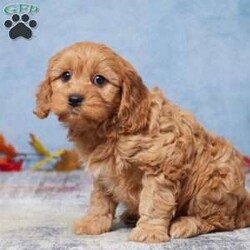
[73,214,113,235]
[129,225,170,243]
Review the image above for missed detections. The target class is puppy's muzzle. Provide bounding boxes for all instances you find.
[68,94,84,107]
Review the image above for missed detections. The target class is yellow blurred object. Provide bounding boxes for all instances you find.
[31,148,65,171]
[29,133,51,157]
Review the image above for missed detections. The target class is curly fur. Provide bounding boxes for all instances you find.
[34,42,250,243]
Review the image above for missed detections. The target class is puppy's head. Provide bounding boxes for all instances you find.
[34,42,150,133]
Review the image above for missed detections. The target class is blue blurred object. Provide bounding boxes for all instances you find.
[0,0,249,157]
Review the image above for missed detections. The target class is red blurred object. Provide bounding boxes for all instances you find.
[244,156,250,167]
[0,157,23,171]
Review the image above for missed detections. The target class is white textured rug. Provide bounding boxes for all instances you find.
[1,171,250,250]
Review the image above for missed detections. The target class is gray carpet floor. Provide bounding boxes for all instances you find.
[1,171,250,250]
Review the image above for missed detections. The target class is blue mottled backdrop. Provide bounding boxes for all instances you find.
[0,0,249,155]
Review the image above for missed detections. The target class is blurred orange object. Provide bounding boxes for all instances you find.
[54,150,80,171]
[0,134,17,158]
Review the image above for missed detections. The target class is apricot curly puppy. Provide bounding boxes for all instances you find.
[34,42,250,243]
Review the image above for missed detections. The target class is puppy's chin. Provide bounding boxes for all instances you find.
[57,112,88,129]
[55,110,107,132]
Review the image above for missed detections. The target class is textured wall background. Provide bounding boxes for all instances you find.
[0,0,249,154]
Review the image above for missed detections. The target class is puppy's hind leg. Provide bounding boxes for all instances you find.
[169,216,215,239]
[236,192,250,228]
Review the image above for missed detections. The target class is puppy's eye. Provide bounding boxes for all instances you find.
[92,75,106,86]
[61,71,71,82]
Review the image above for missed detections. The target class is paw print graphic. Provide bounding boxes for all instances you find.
[4,14,37,39]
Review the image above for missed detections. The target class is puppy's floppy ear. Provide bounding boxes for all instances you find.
[33,78,52,119]
[118,61,150,133]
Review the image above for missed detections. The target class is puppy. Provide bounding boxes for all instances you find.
[34,42,250,243]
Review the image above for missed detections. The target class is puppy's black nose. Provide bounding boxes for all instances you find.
[68,95,83,107]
